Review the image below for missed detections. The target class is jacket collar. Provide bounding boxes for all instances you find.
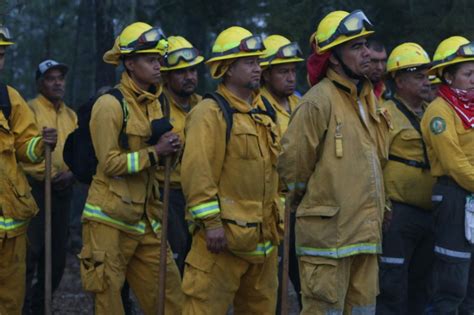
[37,93,65,112]
[120,71,162,105]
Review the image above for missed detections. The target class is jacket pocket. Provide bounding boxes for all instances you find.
[230,123,261,160]
[1,177,38,220]
[296,206,340,249]
[182,246,215,301]
[223,221,260,252]
[78,246,107,293]
[299,256,338,303]
[103,178,144,224]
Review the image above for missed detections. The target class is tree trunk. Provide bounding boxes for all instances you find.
[94,0,116,91]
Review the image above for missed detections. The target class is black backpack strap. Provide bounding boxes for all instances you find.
[107,88,130,150]
[158,93,171,119]
[390,96,430,169]
[204,92,235,142]
[260,95,277,123]
[0,83,11,121]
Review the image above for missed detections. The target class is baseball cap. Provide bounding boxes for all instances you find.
[36,59,69,80]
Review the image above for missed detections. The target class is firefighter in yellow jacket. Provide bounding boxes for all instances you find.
[157,35,203,274]
[259,34,304,312]
[260,35,304,134]
[0,25,57,315]
[278,10,390,314]
[79,22,183,314]
[421,36,474,314]
[181,26,282,314]
[376,43,435,315]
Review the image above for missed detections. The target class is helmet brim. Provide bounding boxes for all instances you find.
[206,50,265,64]
[429,56,474,76]
[259,57,304,67]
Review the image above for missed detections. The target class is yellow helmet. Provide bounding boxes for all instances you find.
[386,42,431,74]
[206,26,265,63]
[430,36,474,76]
[161,36,204,71]
[259,35,304,67]
[314,10,374,53]
[0,26,14,46]
[119,22,168,56]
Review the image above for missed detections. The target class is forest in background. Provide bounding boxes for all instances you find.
[1,0,474,108]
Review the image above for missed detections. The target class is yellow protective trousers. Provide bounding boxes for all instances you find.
[299,254,378,315]
[182,231,278,315]
[79,221,183,315]
[0,234,27,315]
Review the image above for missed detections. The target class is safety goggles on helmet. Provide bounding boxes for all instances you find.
[212,35,265,57]
[319,10,373,48]
[164,47,200,67]
[261,42,303,64]
[436,42,474,65]
[122,27,167,53]
[0,26,12,42]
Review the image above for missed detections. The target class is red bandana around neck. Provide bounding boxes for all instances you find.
[306,51,332,87]
[438,84,474,129]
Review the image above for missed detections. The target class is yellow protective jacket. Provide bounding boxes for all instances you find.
[0,86,46,237]
[383,96,435,210]
[83,72,165,235]
[421,96,474,192]
[22,94,78,180]
[260,86,299,135]
[156,88,201,188]
[181,83,282,260]
[278,68,391,259]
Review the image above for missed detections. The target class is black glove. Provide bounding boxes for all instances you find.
[146,118,173,145]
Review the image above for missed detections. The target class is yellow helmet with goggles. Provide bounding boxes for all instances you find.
[206,26,265,63]
[386,42,431,75]
[430,36,474,76]
[315,10,374,53]
[0,25,14,46]
[119,22,168,56]
[161,36,204,71]
[259,35,304,67]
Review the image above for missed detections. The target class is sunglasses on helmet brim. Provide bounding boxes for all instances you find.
[165,48,200,67]
[319,10,374,48]
[211,35,265,58]
[124,27,168,53]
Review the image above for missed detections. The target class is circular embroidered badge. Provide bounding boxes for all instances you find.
[430,117,446,135]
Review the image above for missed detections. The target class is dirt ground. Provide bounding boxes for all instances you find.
[52,252,300,315]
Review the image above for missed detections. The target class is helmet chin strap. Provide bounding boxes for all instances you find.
[333,49,366,81]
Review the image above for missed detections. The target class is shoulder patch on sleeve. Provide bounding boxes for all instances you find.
[430,116,446,135]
